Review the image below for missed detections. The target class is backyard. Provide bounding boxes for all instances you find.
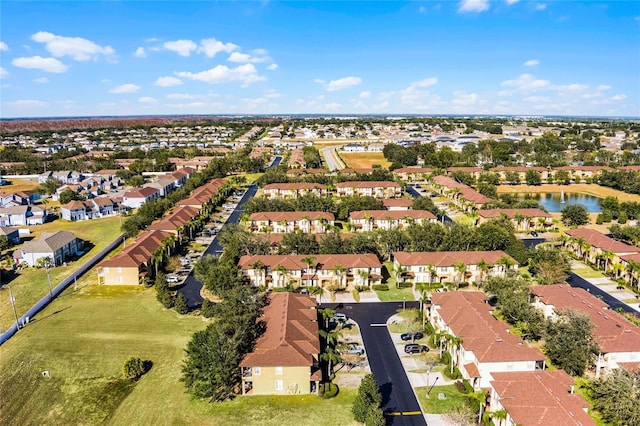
[0,280,358,425]
[0,215,122,331]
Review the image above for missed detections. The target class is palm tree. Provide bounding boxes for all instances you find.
[151,247,165,276]
[357,269,371,288]
[274,264,289,288]
[320,308,337,330]
[448,335,462,374]
[469,390,489,424]
[311,285,326,304]
[454,260,467,289]
[302,255,316,288]
[476,259,489,289]
[418,291,429,328]
[492,408,508,426]
[320,346,341,382]
[332,264,346,288]
[497,256,514,273]
[250,260,266,288]
[427,264,437,295]
[603,250,614,273]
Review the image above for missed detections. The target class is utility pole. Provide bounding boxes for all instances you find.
[45,264,53,299]
[8,284,20,330]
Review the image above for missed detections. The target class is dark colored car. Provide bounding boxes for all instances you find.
[401,332,424,341]
[530,231,539,237]
[404,344,429,354]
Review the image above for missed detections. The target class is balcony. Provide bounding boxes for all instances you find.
[242,367,252,378]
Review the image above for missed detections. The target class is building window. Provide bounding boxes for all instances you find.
[117,267,122,273]
[275,380,283,391]
[275,366,283,375]
[104,267,109,273]
[118,276,123,283]
[253,367,261,375]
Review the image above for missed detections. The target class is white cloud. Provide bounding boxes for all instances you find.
[11,99,48,107]
[228,52,269,63]
[610,94,627,101]
[154,76,183,87]
[267,63,279,71]
[139,96,158,103]
[458,0,489,13]
[175,63,266,85]
[110,83,141,94]
[524,59,539,67]
[506,0,519,4]
[34,77,49,83]
[0,41,8,51]
[359,91,371,99]
[0,67,7,78]
[198,38,238,57]
[166,93,203,100]
[419,6,426,13]
[452,91,482,109]
[501,73,550,91]
[597,85,611,91]
[315,76,362,92]
[164,39,197,57]
[12,56,69,73]
[31,31,115,61]
[263,89,283,99]
[535,3,546,10]
[135,47,146,58]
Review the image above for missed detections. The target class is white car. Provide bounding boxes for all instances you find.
[333,313,347,322]
[165,275,180,283]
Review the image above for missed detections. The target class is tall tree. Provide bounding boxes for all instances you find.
[544,309,599,376]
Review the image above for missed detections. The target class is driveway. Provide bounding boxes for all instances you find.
[568,272,640,316]
[323,302,426,426]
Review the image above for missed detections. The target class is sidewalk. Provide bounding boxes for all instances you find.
[316,289,381,304]
[572,261,640,314]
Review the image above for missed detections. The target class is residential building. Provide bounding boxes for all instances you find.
[176,178,229,208]
[393,250,518,285]
[143,176,175,197]
[531,284,640,376]
[14,231,81,267]
[262,183,327,199]
[0,226,20,244]
[97,230,172,285]
[553,165,612,183]
[122,186,161,209]
[249,211,334,234]
[0,205,47,226]
[240,293,321,396]
[147,206,201,237]
[60,197,121,221]
[392,167,433,182]
[492,165,549,183]
[446,167,484,180]
[238,254,383,289]
[489,371,595,426]
[383,198,413,211]
[563,228,640,275]
[349,210,436,232]
[476,208,552,231]
[335,181,402,198]
[430,175,493,212]
[429,291,546,390]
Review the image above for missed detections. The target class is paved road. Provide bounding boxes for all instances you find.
[321,146,344,171]
[323,302,427,426]
[567,272,640,317]
[406,186,452,224]
[178,156,281,308]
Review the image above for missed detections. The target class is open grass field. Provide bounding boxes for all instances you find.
[0,282,357,425]
[496,183,640,203]
[0,215,122,331]
[339,152,391,170]
[1,177,40,193]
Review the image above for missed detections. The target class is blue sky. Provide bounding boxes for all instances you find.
[1,1,638,118]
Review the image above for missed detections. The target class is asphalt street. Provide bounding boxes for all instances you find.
[323,302,427,426]
[567,272,640,317]
[406,186,452,224]
[177,156,281,308]
[321,146,343,171]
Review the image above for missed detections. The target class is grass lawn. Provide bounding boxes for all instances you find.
[0,281,358,425]
[377,263,416,302]
[572,266,606,279]
[415,385,470,414]
[0,216,123,331]
[452,214,476,226]
[339,152,391,169]
[1,177,40,193]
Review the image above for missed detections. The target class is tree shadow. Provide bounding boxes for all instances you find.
[380,381,393,407]
[28,305,72,323]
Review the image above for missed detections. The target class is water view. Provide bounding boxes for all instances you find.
[516,192,602,213]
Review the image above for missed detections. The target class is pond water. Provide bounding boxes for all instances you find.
[516,192,602,213]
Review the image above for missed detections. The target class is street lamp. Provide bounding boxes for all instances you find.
[403,296,406,311]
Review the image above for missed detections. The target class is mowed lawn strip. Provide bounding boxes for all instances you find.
[415,385,470,414]
[0,216,122,331]
[0,282,358,425]
[339,152,391,169]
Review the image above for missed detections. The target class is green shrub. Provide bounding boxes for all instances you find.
[352,289,361,302]
[424,322,435,335]
[200,299,215,318]
[398,282,413,288]
[320,382,339,399]
[123,357,148,380]
[618,212,628,224]
[372,284,389,291]
[462,379,473,393]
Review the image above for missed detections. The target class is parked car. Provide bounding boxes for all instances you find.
[299,288,309,295]
[165,275,180,283]
[333,313,347,322]
[401,332,424,341]
[404,344,429,354]
[530,231,539,237]
[346,345,365,355]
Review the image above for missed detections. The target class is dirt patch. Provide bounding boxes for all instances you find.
[339,152,391,169]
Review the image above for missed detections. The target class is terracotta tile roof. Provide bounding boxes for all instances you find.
[339,168,374,174]
[263,183,327,190]
[492,165,547,173]
[619,165,640,172]
[92,197,117,207]
[393,167,433,174]
[464,362,480,377]
[336,181,401,189]
[350,210,435,220]
[148,206,200,231]
[240,293,319,367]
[124,186,160,198]
[249,211,334,222]
[98,230,171,268]
[447,167,483,173]
[238,253,381,271]
[394,250,517,267]
[491,370,595,426]
[61,200,89,210]
[431,291,544,362]
[531,284,640,354]
[565,228,640,254]
[554,165,613,172]
[383,198,413,208]
[176,178,228,206]
[431,175,493,204]
[478,208,551,219]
